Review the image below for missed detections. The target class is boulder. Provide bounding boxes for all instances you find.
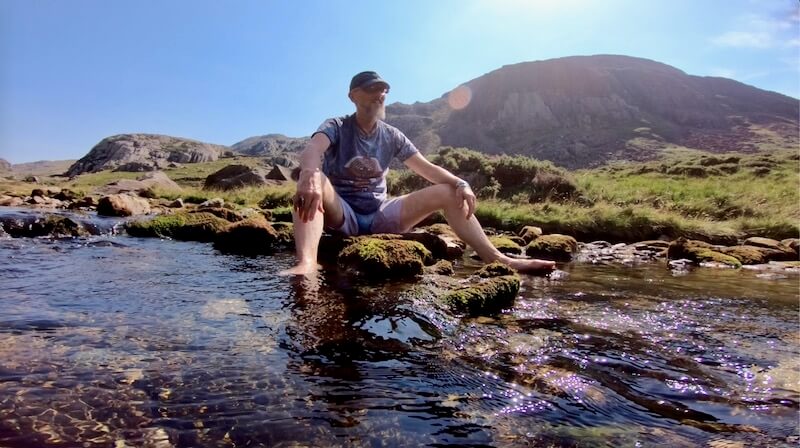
[338,237,432,278]
[97,194,151,217]
[667,238,741,268]
[719,245,770,265]
[419,223,466,257]
[401,229,464,260]
[99,171,181,195]
[167,198,184,208]
[126,212,229,242]
[518,225,543,244]
[113,161,159,172]
[203,164,271,190]
[24,175,40,183]
[440,275,520,316]
[213,216,279,255]
[525,234,579,261]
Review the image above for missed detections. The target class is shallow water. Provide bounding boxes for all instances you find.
[0,213,798,447]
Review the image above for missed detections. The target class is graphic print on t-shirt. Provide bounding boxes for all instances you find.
[344,156,382,188]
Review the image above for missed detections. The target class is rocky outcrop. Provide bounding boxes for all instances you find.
[67,134,226,176]
[1,214,89,238]
[203,164,273,190]
[0,158,11,172]
[230,134,307,164]
[385,55,799,169]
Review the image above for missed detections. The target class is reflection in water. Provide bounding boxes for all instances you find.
[0,233,797,447]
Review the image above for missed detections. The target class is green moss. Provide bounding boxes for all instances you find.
[667,238,741,268]
[525,234,578,261]
[719,246,769,265]
[126,212,229,242]
[441,275,520,316]
[425,259,455,275]
[213,216,278,255]
[489,235,522,255]
[476,261,516,278]
[338,237,432,278]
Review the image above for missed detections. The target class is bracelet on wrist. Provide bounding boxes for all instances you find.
[455,179,469,190]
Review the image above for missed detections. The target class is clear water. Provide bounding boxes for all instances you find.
[0,213,798,447]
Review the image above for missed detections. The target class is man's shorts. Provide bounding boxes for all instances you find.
[329,197,409,236]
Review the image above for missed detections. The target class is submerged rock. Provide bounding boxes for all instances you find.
[475,261,517,278]
[2,214,89,238]
[338,237,432,279]
[525,234,579,261]
[439,275,520,316]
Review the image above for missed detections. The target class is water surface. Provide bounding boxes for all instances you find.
[0,217,798,447]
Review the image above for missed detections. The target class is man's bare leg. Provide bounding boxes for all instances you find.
[279,174,345,276]
[397,184,556,273]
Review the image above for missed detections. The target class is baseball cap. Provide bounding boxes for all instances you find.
[349,71,390,91]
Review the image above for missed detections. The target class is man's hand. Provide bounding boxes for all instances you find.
[293,169,325,222]
[456,182,476,219]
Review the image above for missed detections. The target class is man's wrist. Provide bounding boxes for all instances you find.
[455,179,469,190]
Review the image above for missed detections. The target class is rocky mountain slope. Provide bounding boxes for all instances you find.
[385,55,799,168]
[66,134,228,176]
[229,134,306,166]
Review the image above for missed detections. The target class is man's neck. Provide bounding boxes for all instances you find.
[354,113,378,135]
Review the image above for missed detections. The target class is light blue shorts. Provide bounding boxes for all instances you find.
[330,197,408,236]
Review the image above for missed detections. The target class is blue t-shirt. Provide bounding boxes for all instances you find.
[313,115,419,214]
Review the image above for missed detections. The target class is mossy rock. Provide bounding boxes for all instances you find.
[489,235,523,255]
[190,206,245,222]
[421,223,458,239]
[338,237,432,279]
[518,225,543,244]
[667,238,741,268]
[719,245,770,265]
[440,275,520,316]
[126,212,229,242]
[476,261,517,278]
[525,234,578,261]
[213,216,279,255]
[424,259,455,275]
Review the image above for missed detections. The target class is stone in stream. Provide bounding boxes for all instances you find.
[667,238,741,268]
[213,215,279,255]
[1,214,89,238]
[525,234,579,261]
[126,211,229,242]
[97,193,151,217]
[338,237,432,279]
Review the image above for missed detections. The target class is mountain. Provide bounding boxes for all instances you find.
[67,134,228,176]
[230,134,306,166]
[12,160,76,177]
[385,55,799,168]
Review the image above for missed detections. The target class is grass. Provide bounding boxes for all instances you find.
[4,148,798,243]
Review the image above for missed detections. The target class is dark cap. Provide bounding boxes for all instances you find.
[349,71,390,91]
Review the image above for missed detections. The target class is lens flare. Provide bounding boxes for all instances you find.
[447,85,472,110]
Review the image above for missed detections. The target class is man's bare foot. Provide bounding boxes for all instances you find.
[500,256,556,273]
[279,262,321,276]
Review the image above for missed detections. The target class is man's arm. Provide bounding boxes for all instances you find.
[294,132,331,222]
[403,152,476,218]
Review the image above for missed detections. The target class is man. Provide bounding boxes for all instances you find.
[280,71,556,276]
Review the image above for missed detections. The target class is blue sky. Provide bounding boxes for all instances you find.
[1,0,798,163]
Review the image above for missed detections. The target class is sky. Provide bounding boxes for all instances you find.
[1,0,798,164]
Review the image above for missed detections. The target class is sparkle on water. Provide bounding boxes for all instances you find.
[0,211,797,447]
